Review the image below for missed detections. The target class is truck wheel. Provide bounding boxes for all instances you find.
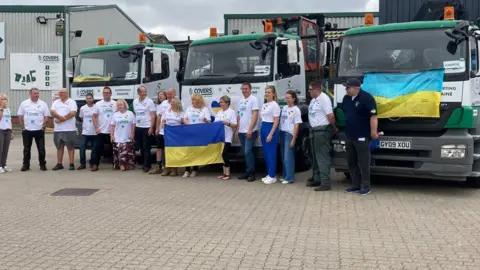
[295,133,311,172]
[466,177,480,188]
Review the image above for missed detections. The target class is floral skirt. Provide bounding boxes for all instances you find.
[112,142,135,170]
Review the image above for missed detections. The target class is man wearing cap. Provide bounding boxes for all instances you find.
[342,78,378,195]
[306,80,338,191]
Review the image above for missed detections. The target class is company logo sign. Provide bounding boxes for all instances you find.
[76,88,95,97]
[39,55,60,62]
[189,87,213,97]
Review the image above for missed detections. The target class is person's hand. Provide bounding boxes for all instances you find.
[110,135,114,143]
[290,139,295,148]
[246,130,252,139]
[371,131,379,140]
[332,127,339,134]
[95,128,101,134]
[54,119,60,124]
[155,129,159,136]
[203,118,209,123]
[223,120,229,126]
[266,134,272,143]
[234,132,239,142]
[129,133,135,140]
[10,132,14,140]
[148,127,153,136]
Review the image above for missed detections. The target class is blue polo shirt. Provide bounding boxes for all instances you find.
[342,90,377,140]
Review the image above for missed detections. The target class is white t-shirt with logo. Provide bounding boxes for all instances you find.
[110,111,135,143]
[308,92,333,127]
[133,97,156,128]
[280,105,303,135]
[161,110,184,135]
[51,98,78,132]
[0,108,12,130]
[237,95,260,133]
[156,100,171,135]
[93,100,117,134]
[214,108,237,143]
[260,101,281,123]
[17,99,50,131]
[79,105,96,136]
[184,106,211,125]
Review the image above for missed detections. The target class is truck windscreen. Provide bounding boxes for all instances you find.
[338,28,467,78]
[183,40,273,85]
[73,50,140,84]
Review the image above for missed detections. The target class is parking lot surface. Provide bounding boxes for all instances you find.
[0,133,480,269]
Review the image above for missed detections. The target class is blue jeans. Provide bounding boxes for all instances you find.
[238,131,258,175]
[279,131,295,182]
[80,135,97,165]
[260,122,278,178]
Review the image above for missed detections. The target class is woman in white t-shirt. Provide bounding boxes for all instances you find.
[150,90,168,175]
[214,95,237,180]
[182,94,211,178]
[260,86,281,185]
[0,93,13,173]
[109,99,136,171]
[279,90,303,184]
[160,98,184,177]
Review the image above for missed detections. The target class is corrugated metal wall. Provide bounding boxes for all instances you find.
[379,0,480,24]
[69,7,146,57]
[0,12,63,115]
[226,16,379,34]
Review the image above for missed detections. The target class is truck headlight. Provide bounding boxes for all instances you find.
[332,140,346,152]
[441,144,466,159]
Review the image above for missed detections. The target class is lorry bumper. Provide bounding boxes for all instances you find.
[331,130,474,181]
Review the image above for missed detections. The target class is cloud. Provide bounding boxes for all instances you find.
[365,0,379,11]
[8,0,374,40]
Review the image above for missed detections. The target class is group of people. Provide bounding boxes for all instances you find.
[0,78,377,195]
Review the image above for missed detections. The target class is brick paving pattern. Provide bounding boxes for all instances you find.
[0,134,479,269]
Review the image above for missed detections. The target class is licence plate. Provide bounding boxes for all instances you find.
[379,140,411,149]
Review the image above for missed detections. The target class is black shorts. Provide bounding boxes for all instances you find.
[156,135,165,149]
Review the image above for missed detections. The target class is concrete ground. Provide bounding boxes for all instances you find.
[0,133,480,270]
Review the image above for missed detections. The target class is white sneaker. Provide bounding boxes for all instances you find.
[281,180,290,184]
[182,172,190,178]
[3,167,12,172]
[0,167,5,173]
[264,176,277,185]
[261,176,269,182]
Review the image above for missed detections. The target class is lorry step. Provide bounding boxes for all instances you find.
[470,172,480,177]
[474,154,480,160]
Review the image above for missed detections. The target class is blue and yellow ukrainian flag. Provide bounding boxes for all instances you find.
[164,121,225,167]
[362,69,444,118]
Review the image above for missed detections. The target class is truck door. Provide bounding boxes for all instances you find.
[143,50,171,97]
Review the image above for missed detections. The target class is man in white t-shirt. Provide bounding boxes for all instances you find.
[50,88,78,171]
[307,80,338,191]
[236,82,259,182]
[17,87,50,172]
[78,93,97,170]
[92,86,117,171]
[133,86,156,172]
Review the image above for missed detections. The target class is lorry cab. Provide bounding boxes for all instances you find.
[332,6,480,186]
[180,29,312,171]
[70,33,181,148]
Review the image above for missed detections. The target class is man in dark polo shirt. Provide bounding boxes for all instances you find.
[342,78,378,195]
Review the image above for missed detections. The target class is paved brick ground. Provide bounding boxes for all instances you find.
[1,133,480,269]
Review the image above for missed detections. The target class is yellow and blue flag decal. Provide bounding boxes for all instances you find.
[362,69,444,118]
[164,121,225,167]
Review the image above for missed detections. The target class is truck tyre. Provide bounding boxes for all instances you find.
[466,177,480,188]
[295,132,311,172]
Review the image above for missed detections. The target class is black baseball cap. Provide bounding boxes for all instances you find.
[342,78,362,88]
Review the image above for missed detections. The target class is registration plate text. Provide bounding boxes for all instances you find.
[379,141,411,149]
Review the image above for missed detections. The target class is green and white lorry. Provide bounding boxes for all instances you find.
[331,15,480,187]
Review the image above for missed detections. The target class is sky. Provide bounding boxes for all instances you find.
[6,0,379,40]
